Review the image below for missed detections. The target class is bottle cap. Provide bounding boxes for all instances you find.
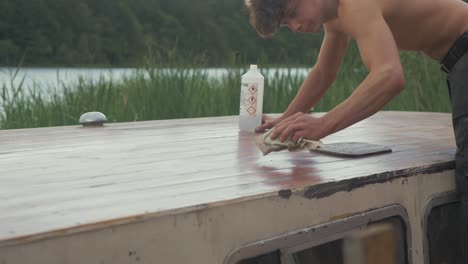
[250,64,258,71]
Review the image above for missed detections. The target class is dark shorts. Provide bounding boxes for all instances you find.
[441,32,468,263]
[441,31,468,261]
[441,32,468,196]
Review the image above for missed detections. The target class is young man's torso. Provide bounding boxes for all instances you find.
[326,0,468,60]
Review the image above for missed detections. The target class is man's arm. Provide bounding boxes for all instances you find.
[283,24,350,117]
[255,24,349,132]
[271,0,405,142]
[321,0,405,136]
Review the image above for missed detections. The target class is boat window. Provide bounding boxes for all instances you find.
[227,205,410,264]
[234,217,407,264]
[426,201,463,263]
[238,250,281,264]
[293,239,343,263]
[293,217,406,264]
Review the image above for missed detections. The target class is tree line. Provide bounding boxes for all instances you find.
[0,0,324,67]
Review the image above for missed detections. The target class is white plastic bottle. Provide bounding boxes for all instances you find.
[239,64,264,132]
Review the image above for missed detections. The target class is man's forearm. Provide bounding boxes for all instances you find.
[283,66,336,117]
[322,68,405,136]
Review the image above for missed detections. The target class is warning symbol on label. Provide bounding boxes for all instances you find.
[247,106,256,115]
[248,84,257,94]
[247,96,256,105]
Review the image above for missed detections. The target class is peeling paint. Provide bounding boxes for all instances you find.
[303,161,454,199]
[278,189,292,199]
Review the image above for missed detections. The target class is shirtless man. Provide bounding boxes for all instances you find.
[245,0,468,258]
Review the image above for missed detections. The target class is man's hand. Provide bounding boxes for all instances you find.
[269,112,329,142]
[255,114,285,133]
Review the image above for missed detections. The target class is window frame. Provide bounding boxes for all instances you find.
[225,204,412,264]
[422,191,459,264]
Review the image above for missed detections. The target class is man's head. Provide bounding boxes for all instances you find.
[244,0,287,38]
[245,0,332,38]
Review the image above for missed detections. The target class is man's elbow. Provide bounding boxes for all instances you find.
[392,69,406,91]
[382,66,406,93]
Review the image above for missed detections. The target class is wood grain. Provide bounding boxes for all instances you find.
[0,111,456,246]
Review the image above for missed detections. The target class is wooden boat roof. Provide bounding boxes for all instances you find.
[0,111,455,246]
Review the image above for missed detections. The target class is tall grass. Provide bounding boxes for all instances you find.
[0,50,450,130]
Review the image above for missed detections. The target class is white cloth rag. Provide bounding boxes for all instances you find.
[255,129,322,155]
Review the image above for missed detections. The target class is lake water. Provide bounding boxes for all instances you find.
[0,67,139,94]
[0,67,310,94]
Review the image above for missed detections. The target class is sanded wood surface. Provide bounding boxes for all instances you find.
[0,111,456,246]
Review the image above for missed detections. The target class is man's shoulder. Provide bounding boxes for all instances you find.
[337,0,382,16]
[335,0,387,36]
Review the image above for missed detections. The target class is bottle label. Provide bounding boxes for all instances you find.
[240,82,258,116]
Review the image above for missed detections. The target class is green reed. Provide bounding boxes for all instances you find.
[0,51,450,130]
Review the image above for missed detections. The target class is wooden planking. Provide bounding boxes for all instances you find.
[0,134,451,190]
[0,111,456,246]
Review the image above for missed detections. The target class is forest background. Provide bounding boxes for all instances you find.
[0,0,456,129]
[0,0,322,66]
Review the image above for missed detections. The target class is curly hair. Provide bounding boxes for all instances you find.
[245,0,288,38]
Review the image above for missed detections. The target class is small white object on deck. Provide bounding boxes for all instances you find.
[79,111,108,127]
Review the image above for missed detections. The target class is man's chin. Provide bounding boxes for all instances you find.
[306,24,322,33]
[301,29,320,34]
[313,25,324,33]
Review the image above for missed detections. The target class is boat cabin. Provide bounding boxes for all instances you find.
[0,111,461,263]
